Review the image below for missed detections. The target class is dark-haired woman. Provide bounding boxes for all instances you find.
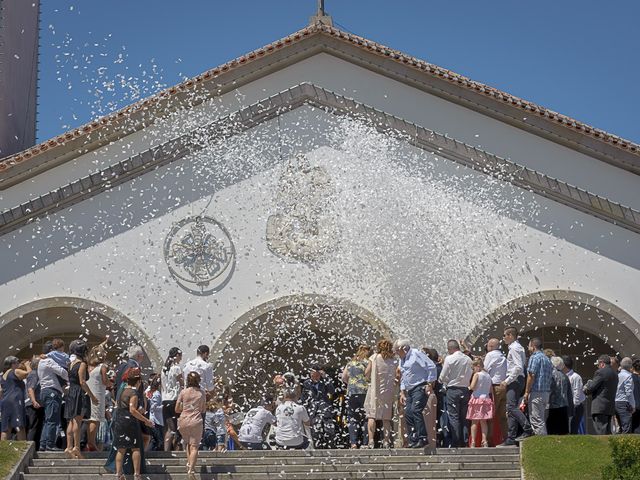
[1,356,31,440]
[176,371,206,478]
[64,340,98,458]
[113,368,154,480]
[160,347,183,451]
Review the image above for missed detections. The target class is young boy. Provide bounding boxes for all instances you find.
[203,397,226,451]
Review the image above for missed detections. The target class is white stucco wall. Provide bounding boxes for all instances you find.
[2,53,639,211]
[1,106,639,364]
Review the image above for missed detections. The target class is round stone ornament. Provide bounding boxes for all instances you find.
[164,215,235,294]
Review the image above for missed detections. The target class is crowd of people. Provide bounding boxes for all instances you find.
[1,327,639,478]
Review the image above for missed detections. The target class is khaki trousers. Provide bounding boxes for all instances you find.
[489,384,508,445]
[422,392,438,447]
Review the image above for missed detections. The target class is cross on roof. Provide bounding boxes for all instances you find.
[317,0,325,16]
[310,0,333,26]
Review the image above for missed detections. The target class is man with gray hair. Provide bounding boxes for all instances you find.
[114,344,145,390]
[547,356,573,435]
[439,339,473,447]
[396,339,437,448]
[614,357,636,433]
[584,354,618,434]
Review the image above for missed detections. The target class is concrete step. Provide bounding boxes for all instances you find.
[21,471,522,480]
[23,447,521,480]
[26,461,520,474]
[31,454,520,466]
[34,447,519,459]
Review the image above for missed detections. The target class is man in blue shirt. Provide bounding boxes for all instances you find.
[615,357,636,433]
[523,338,553,436]
[396,339,437,448]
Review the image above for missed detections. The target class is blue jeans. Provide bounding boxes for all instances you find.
[201,430,226,450]
[445,386,470,448]
[39,388,62,450]
[346,394,367,446]
[405,384,428,445]
[615,401,633,434]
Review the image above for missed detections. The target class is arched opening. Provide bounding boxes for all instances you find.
[0,297,162,368]
[467,290,640,375]
[211,295,393,406]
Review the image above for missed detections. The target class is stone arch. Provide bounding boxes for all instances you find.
[0,297,162,368]
[466,290,640,369]
[211,294,394,404]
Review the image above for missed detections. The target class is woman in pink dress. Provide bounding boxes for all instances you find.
[176,371,206,477]
[466,357,494,447]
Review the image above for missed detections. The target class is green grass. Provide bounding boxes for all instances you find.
[0,441,28,479]
[522,435,612,480]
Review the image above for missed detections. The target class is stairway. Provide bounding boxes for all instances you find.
[22,447,521,479]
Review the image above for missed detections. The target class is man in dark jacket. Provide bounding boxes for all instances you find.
[584,355,619,435]
[632,359,640,434]
[300,364,336,449]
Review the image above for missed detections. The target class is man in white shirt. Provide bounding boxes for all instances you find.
[484,338,507,445]
[439,340,473,448]
[275,390,311,449]
[498,327,533,447]
[561,355,585,434]
[238,397,277,450]
[183,345,215,397]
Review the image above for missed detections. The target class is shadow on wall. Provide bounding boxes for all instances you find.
[1,104,638,295]
[0,109,331,286]
[0,297,163,367]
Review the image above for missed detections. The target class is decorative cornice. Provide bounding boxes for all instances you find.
[1,83,639,237]
[1,22,638,184]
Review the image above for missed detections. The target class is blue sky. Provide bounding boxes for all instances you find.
[37,0,640,143]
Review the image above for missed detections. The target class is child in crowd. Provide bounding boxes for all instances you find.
[147,374,164,451]
[466,357,494,448]
[44,339,70,389]
[98,374,115,450]
[224,398,246,451]
[203,397,227,452]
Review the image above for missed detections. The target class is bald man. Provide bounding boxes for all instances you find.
[484,338,508,445]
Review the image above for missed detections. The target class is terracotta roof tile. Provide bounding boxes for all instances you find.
[1,22,638,173]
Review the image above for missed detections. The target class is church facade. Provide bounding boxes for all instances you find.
[1,22,639,393]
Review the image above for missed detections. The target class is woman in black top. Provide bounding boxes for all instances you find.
[112,368,154,480]
[64,340,98,458]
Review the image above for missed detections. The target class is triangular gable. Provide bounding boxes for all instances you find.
[1,22,638,188]
[1,83,638,237]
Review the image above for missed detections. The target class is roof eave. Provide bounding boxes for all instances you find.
[1,22,638,188]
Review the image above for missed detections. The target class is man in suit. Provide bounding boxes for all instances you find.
[584,354,619,435]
